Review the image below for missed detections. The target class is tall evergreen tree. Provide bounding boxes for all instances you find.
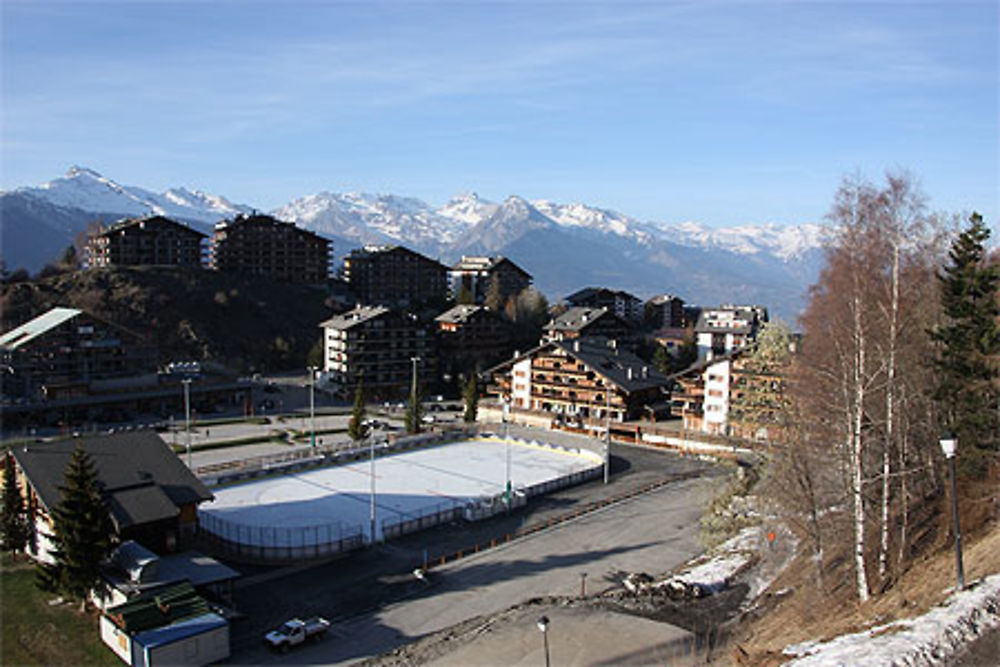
[348,382,368,442]
[36,446,114,609]
[2,455,28,556]
[484,275,503,312]
[405,384,424,434]
[463,375,479,423]
[932,212,1000,466]
[729,320,794,442]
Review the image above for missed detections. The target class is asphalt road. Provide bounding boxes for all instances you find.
[220,443,722,665]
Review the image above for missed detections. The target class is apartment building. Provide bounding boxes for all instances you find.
[565,287,644,323]
[435,305,515,376]
[0,307,154,401]
[209,213,331,283]
[543,306,633,343]
[694,304,768,360]
[343,245,448,307]
[86,216,206,268]
[645,293,686,328]
[448,256,532,307]
[489,337,670,431]
[320,305,434,399]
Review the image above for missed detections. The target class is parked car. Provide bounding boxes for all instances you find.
[264,617,331,652]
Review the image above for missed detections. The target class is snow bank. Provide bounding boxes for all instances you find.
[783,574,1000,666]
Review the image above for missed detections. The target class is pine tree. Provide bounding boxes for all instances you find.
[932,212,1000,468]
[348,382,368,442]
[729,320,794,441]
[405,383,424,435]
[463,375,479,423]
[2,455,28,556]
[36,446,114,609]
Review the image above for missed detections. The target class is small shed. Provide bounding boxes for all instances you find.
[101,582,229,666]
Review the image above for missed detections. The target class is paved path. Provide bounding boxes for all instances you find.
[228,470,715,665]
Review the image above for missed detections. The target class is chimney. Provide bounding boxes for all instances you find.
[574,340,580,352]
[627,368,633,381]
[642,366,648,379]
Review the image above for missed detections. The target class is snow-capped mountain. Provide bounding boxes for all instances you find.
[657,220,824,261]
[23,165,253,225]
[1,166,827,317]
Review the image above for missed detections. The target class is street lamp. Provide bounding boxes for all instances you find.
[939,434,965,591]
[604,383,611,484]
[365,418,380,545]
[536,615,550,667]
[308,366,318,449]
[181,378,192,468]
[503,394,512,511]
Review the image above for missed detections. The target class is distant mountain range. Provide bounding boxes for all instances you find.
[1,167,827,319]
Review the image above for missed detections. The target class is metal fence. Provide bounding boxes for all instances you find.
[198,511,365,562]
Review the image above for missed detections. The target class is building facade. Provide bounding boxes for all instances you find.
[209,214,331,283]
[543,306,633,343]
[343,245,448,307]
[489,338,670,430]
[87,216,207,268]
[565,288,644,323]
[321,305,434,399]
[435,305,515,377]
[645,293,686,329]
[0,307,155,401]
[448,256,532,307]
[694,305,768,361]
[10,432,214,562]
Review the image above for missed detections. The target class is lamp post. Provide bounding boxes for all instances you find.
[604,383,611,484]
[308,366,318,449]
[410,356,421,432]
[182,378,192,468]
[366,418,380,545]
[939,434,965,591]
[503,394,512,511]
[536,615,550,667]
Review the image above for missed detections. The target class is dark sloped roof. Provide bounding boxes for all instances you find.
[553,338,669,392]
[436,305,485,324]
[487,337,669,394]
[546,306,612,332]
[12,432,212,526]
[105,581,212,634]
[101,215,207,238]
[320,305,392,330]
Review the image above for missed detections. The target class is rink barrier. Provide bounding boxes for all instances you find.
[197,425,606,562]
[197,512,366,563]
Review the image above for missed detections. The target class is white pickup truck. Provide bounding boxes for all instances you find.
[264,617,331,652]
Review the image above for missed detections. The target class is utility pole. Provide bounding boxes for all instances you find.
[503,394,511,511]
[368,420,378,545]
[308,366,317,449]
[604,382,611,484]
[182,378,192,468]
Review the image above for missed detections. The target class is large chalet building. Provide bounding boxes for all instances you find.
[209,213,331,283]
[9,431,214,561]
[487,337,671,432]
[86,216,207,268]
[320,305,435,399]
[343,245,448,307]
[448,256,532,307]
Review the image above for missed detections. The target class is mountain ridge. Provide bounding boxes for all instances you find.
[2,166,825,318]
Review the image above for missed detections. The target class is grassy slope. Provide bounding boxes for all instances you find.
[1,266,332,373]
[728,471,1000,664]
[1,555,120,666]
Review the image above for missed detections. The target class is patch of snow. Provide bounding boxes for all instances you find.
[783,574,1000,666]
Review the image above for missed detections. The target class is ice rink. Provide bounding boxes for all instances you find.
[199,437,602,545]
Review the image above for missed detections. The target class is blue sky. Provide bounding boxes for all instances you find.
[2,1,997,226]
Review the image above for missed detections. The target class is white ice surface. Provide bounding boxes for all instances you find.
[199,438,601,545]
